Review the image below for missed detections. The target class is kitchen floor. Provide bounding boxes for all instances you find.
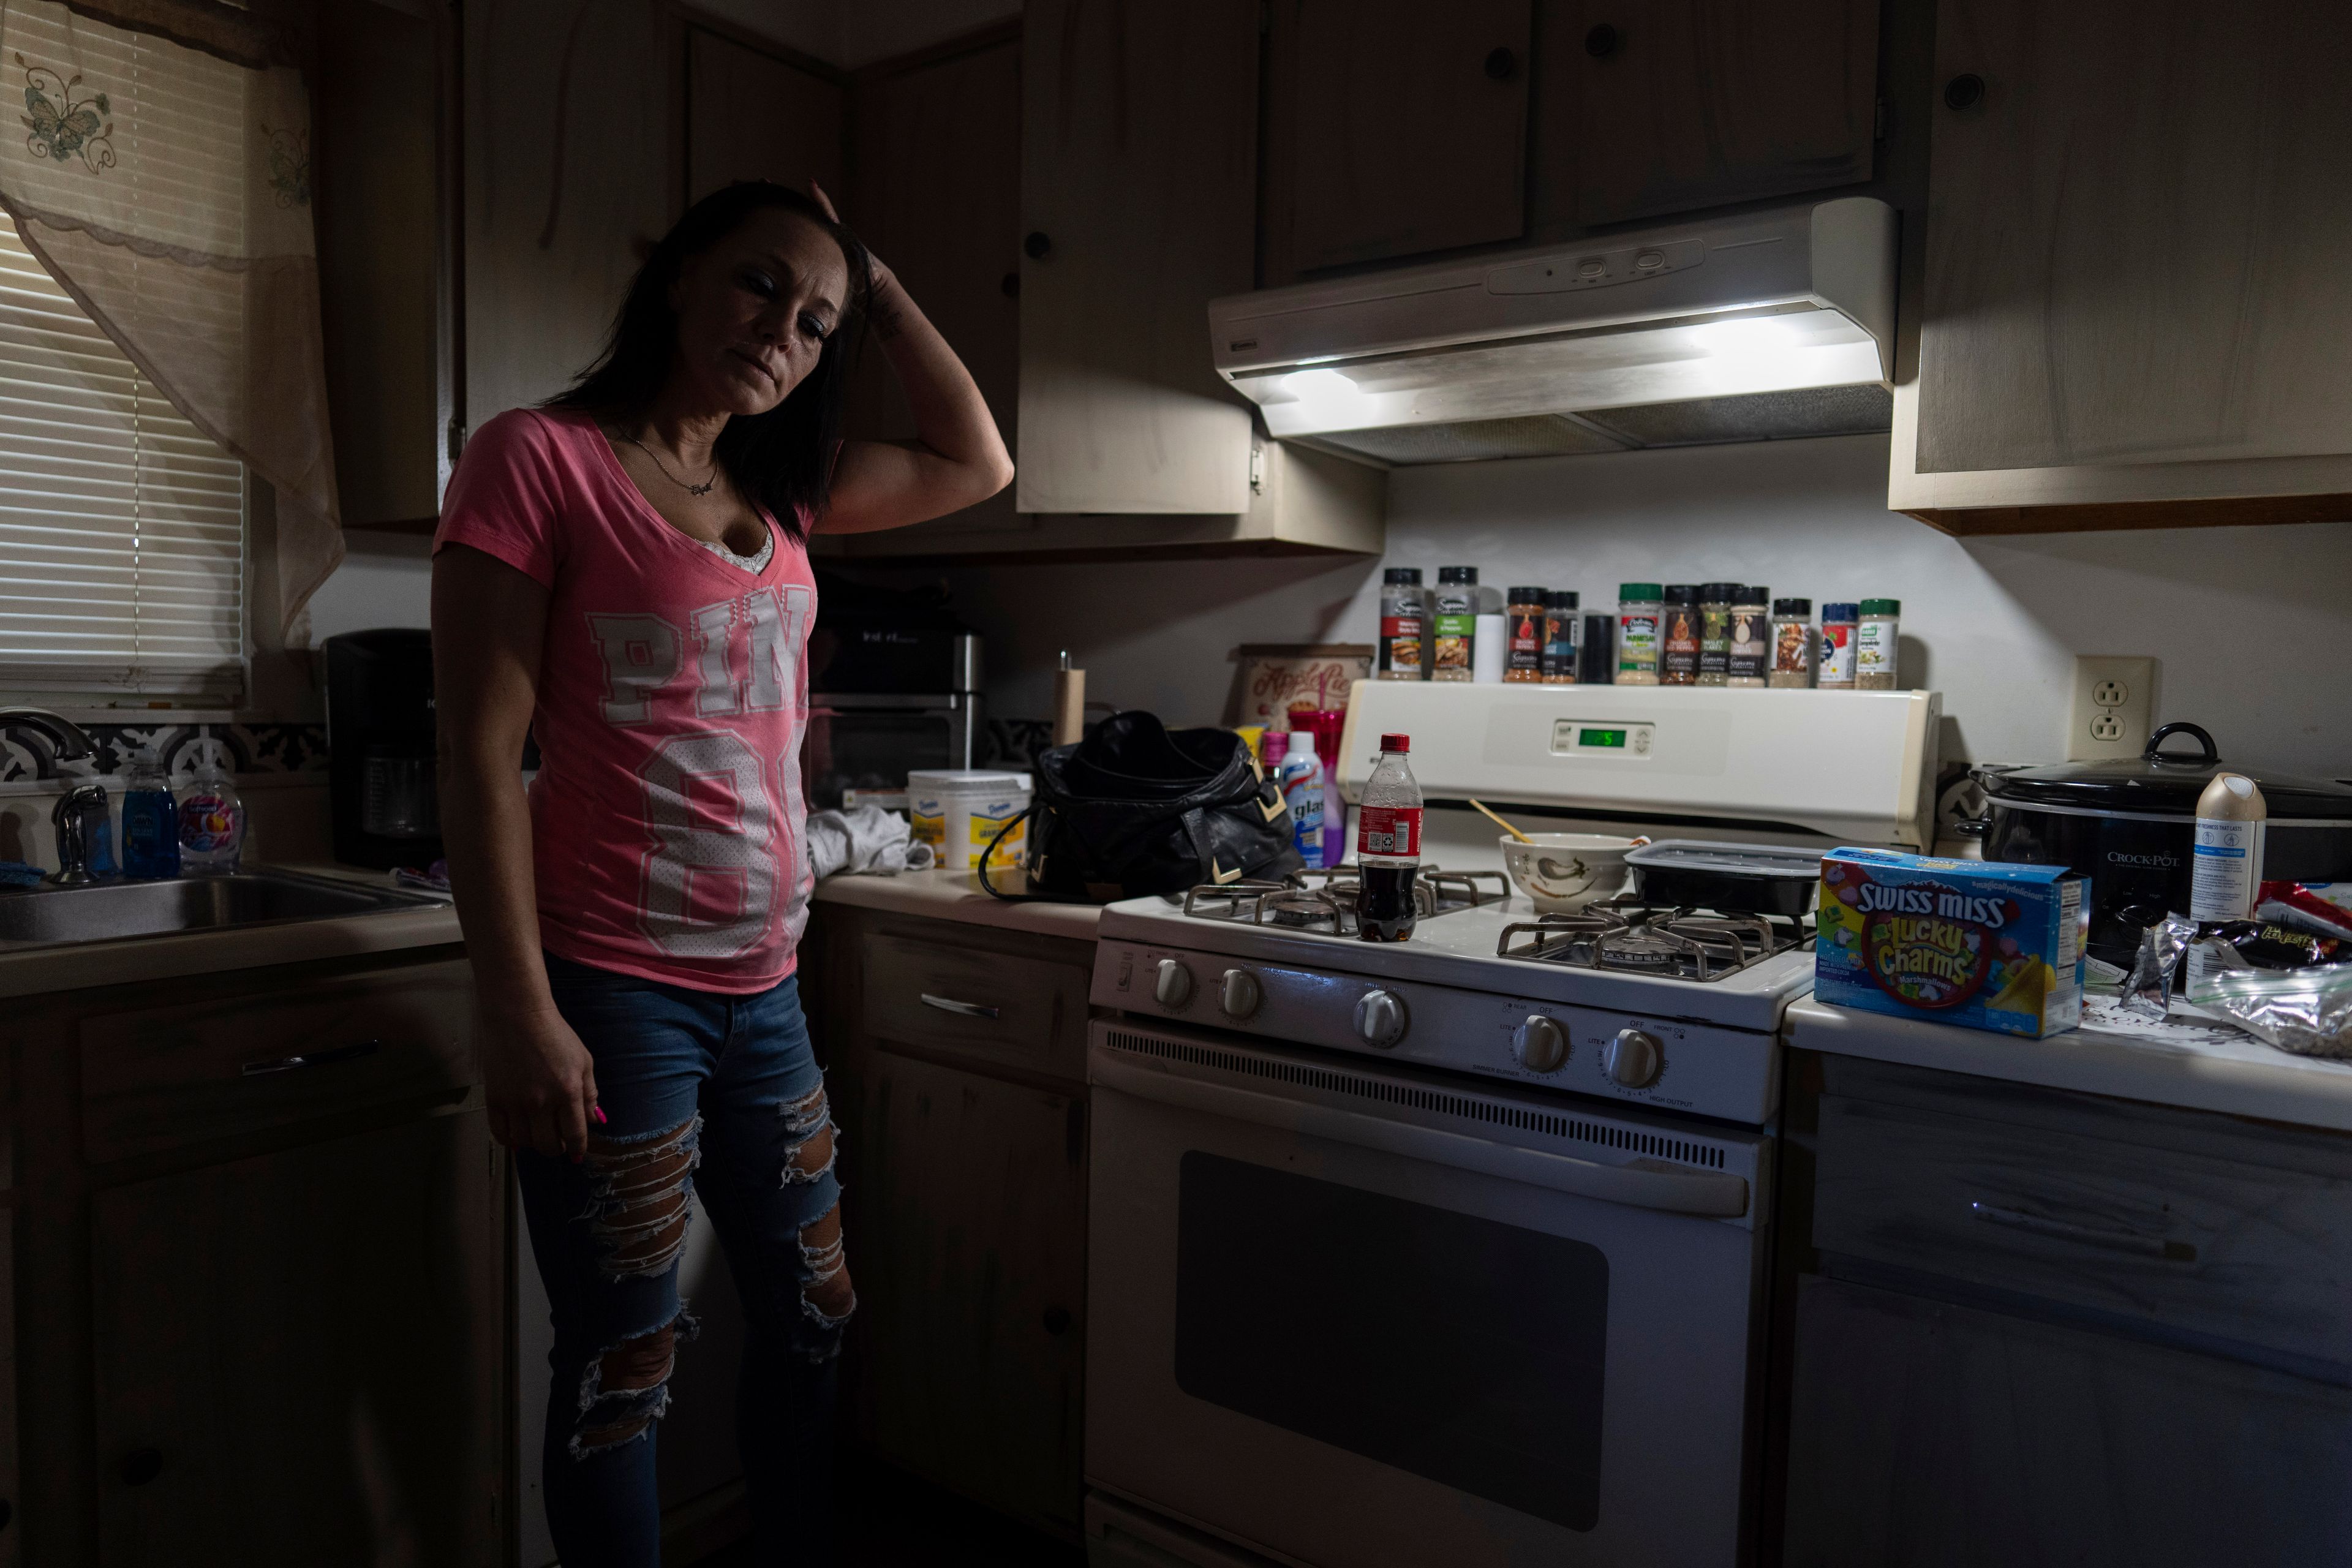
[689,1450,1086,1566]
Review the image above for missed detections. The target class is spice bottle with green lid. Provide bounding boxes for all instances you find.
[1769,598,1815,688]
[1856,598,1901,689]
[1727,586,1770,687]
[1696,582,1737,686]
[1504,587,1547,683]
[1615,583,1662,685]
[1431,566,1478,682]
[1660,585,1702,686]
[1818,601,1860,689]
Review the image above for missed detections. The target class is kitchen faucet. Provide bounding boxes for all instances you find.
[0,708,111,884]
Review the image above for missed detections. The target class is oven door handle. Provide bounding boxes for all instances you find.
[1090,1054,1749,1219]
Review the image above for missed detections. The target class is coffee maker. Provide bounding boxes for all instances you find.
[325,628,440,869]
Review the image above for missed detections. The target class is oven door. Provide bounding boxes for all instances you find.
[1085,1018,1770,1568]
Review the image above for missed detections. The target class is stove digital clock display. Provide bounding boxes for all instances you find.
[1550,719,1655,758]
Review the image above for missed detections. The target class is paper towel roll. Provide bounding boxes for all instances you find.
[1473,613,1507,683]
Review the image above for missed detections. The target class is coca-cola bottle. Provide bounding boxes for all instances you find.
[1355,732,1423,943]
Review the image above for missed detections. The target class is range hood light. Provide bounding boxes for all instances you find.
[1692,315,1802,363]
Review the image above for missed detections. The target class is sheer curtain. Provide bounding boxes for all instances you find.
[0,0,339,647]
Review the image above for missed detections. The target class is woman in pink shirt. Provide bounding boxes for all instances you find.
[431,181,1010,1565]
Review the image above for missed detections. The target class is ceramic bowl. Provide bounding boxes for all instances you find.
[1499,832,1648,913]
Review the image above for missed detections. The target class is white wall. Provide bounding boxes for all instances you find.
[875,434,2352,778]
[306,532,432,643]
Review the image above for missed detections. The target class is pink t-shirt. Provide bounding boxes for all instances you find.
[433,409,818,993]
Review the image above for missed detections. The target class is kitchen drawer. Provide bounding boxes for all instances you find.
[861,932,1087,1082]
[1812,1088,2352,1367]
[79,960,476,1163]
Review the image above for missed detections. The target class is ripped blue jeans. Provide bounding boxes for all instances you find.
[518,953,851,1567]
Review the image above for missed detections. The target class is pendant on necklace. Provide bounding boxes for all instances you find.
[687,479,716,496]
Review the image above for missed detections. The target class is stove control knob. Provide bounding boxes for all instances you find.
[1604,1027,1663,1088]
[1219,968,1262,1019]
[1512,1014,1569,1072]
[1153,959,1194,1008]
[1353,989,1408,1049]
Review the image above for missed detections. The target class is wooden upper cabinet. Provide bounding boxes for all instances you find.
[685,28,844,201]
[1536,0,1879,231]
[1264,0,1533,277]
[1893,0,2352,531]
[314,0,453,527]
[464,0,673,426]
[833,34,1021,541]
[1015,0,1260,516]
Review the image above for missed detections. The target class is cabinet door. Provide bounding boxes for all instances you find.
[840,36,1021,538]
[685,28,843,202]
[1892,0,2352,527]
[1264,0,1532,276]
[1016,0,1258,516]
[465,0,673,428]
[90,1111,504,1568]
[0,1207,15,1568]
[838,1048,1086,1534]
[1537,0,1877,230]
[1781,1276,2352,1566]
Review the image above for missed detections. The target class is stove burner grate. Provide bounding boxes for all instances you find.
[1175,866,1510,934]
[1498,902,1807,982]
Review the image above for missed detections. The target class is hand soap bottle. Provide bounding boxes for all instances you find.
[120,747,180,879]
[178,736,246,875]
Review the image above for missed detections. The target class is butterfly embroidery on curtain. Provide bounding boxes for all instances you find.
[262,123,308,207]
[16,55,113,172]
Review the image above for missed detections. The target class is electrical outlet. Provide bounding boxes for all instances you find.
[2068,656,2156,761]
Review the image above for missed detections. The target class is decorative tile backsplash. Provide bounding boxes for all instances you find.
[0,721,329,783]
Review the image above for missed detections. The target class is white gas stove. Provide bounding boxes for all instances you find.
[1092,873,1812,1125]
[1079,682,1940,1568]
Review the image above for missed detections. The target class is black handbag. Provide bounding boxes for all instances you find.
[979,710,1302,902]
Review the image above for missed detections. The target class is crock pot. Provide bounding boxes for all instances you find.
[1967,723,2352,967]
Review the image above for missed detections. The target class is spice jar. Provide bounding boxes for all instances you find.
[1378,567,1426,681]
[1541,591,1580,684]
[1818,601,1859,690]
[1769,598,1814,688]
[1504,587,1547,683]
[1856,598,1901,688]
[1660,585,1702,686]
[1697,582,1737,686]
[1431,566,1477,682]
[1728,586,1770,687]
[1615,583,1662,685]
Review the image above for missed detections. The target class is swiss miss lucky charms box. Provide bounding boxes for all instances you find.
[1815,848,2086,1038]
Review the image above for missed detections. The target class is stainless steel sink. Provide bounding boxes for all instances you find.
[0,869,447,948]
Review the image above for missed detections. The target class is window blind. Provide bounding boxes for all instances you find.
[0,219,244,695]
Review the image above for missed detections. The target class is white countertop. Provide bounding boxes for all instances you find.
[1787,992,2352,1134]
[810,868,1103,941]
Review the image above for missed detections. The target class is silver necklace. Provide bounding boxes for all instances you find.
[616,431,719,497]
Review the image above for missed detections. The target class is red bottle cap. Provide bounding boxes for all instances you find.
[1379,732,1411,752]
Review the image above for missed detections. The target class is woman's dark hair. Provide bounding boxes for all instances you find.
[546,181,872,541]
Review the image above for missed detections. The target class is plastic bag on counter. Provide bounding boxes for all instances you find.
[2177,965,2352,1058]
[2123,913,2196,1020]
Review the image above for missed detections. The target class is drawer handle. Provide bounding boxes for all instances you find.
[919,993,1001,1021]
[1969,1200,2196,1262]
[242,1039,383,1078]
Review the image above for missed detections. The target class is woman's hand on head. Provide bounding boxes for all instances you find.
[482,1003,602,1161]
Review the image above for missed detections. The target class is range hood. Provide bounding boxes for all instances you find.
[1208,198,1896,466]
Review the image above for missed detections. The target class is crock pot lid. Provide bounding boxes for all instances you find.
[1978,722,2352,820]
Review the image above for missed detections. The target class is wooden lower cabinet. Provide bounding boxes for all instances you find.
[1783,1276,2352,1566]
[89,1110,503,1568]
[840,1049,1086,1534]
[2,950,502,1568]
[815,903,1094,1539]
